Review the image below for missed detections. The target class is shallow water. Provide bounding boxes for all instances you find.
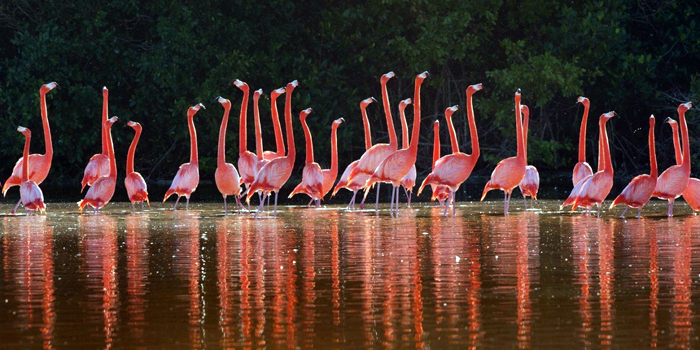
[1,200,700,349]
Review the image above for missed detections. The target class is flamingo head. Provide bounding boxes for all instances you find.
[188,103,205,117]
[41,82,58,93]
[417,71,430,81]
[399,98,412,111]
[287,80,299,93]
[520,104,530,118]
[16,126,30,137]
[127,121,142,131]
[679,102,693,113]
[445,105,459,118]
[433,119,440,130]
[106,116,119,128]
[232,79,248,91]
[381,71,395,83]
[576,96,589,107]
[665,117,678,126]
[467,83,483,94]
[271,87,286,99]
[300,108,312,119]
[360,97,376,108]
[602,111,615,121]
[254,89,263,100]
[332,118,344,128]
[216,96,230,108]
[649,114,655,125]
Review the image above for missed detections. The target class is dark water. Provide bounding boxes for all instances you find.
[1,201,700,349]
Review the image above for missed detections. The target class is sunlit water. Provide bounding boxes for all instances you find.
[1,200,700,349]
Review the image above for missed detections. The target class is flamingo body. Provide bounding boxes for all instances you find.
[125,172,149,205]
[81,154,110,191]
[290,163,324,200]
[400,165,416,193]
[247,158,294,199]
[215,164,241,197]
[572,162,593,186]
[78,116,118,213]
[421,153,477,193]
[519,165,540,200]
[20,181,45,212]
[481,157,527,198]
[163,163,199,201]
[611,174,655,209]
[682,179,700,213]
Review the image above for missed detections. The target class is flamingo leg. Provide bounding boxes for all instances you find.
[443,192,451,217]
[404,187,411,207]
[308,198,314,207]
[256,193,266,219]
[637,208,642,219]
[531,197,535,208]
[668,199,674,217]
[11,199,22,214]
[186,196,190,210]
[503,192,510,215]
[223,196,228,215]
[316,198,320,208]
[174,196,181,210]
[619,206,628,218]
[141,202,145,211]
[348,191,357,209]
[390,185,395,213]
[452,192,457,216]
[523,195,528,209]
[274,192,279,217]
[131,202,136,212]
[597,203,602,217]
[394,186,400,215]
[374,183,381,213]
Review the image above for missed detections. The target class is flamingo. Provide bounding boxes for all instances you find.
[234,80,262,190]
[80,86,111,192]
[428,120,450,206]
[331,97,377,208]
[289,109,323,206]
[214,97,242,214]
[665,117,700,214]
[124,121,150,211]
[347,72,398,208]
[560,112,616,216]
[480,89,526,215]
[397,98,417,206]
[321,118,345,199]
[609,115,657,218]
[78,116,119,213]
[263,87,286,161]
[245,81,300,218]
[419,83,482,216]
[572,96,594,186]
[17,127,45,214]
[163,104,204,210]
[363,71,429,214]
[652,102,693,216]
[3,82,57,214]
[518,105,539,208]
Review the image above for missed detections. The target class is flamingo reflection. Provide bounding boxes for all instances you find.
[125,214,150,349]
[672,218,693,349]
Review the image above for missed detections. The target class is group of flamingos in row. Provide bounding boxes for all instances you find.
[2,73,697,218]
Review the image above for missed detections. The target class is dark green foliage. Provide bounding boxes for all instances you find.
[0,0,697,190]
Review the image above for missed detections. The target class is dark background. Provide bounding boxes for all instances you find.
[0,0,698,201]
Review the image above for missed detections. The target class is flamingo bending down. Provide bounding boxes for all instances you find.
[419,83,482,216]
[3,82,57,214]
[363,71,429,214]
[163,104,204,210]
[560,112,616,216]
[234,80,262,190]
[78,117,118,213]
[665,117,700,214]
[124,121,150,211]
[245,81,300,218]
[480,89,526,215]
[428,120,450,206]
[80,86,111,192]
[289,109,323,206]
[332,97,377,208]
[321,118,345,199]
[264,87,286,161]
[651,102,693,216]
[17,127,45,214]
[214,97,242,214]
[572,96,594,186]
[518,105,539,207]
[347,72,398,208]
[610,115,657,218]
[397,98,417,206]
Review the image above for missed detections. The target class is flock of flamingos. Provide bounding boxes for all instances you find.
[2,72,698,218]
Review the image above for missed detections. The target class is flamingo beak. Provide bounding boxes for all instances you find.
[664,117,672,124]
[371,97,378,103]
[199,103,206,110]
[339,118,345,123]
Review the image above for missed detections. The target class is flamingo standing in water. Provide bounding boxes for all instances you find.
[78,117,118,213]
[264,87,286,161]
[665,117,700,214]
[609,115,657,218]
[397,98,417,206]
[572,96,594,186]
[428,120,450,206]
[246,81,300,217]
[321,118,345,199]
[332,97,377,208]
[17,127,45,214]
[234,80,261,191]
[214,97,242,214]
[561,112,616,216]
[420,83,482,216]
[163,104,205,210]
[289,109,323,206]
[124,121,149,211]
[347,72,398,208]
[3,82,57,214]
[480,89,526,215]
[81,86,111,191]
[652,102,693,216]
[518,105,539,208]
[363,71,429,214]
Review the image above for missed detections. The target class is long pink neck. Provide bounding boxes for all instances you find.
[649,120,657,178]
[361,103,372,150]
[238,85,250,155]
[188,114,198,166]
[599,117,612,174]
[400,104,410,149]
[271,93,285,157]
[22,132,30,182]
[101,90,108,155]
[515,95,524,162]
[301,116,314,164]
[107,121,117,178]
[671,123,682,165]
[578,102,589,162]
[679,108,690,171]
[432,121,440,171]
[217,103,231,167]
[522,106,529,162]
[127,125,141,174]
[466,91,479,160]
[330,125,339,178]
[446,113,459,153]
[40,90,53,160]
[253,92,263,159]
[408,78,424,156]
[285,85,296,163]
[381,79,397,147]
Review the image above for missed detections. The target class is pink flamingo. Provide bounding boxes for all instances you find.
[610,115,657,218]
[263,87,287,161]
[289,109,323,206]
[78,117,119,213]
[398,98,417,206]
[321,118,345,199]
[651,102,692,216]
[245,81,300,217]
[80,86,111,192]
[363,71,429,214]
[419,84,482,216]
[561,112,616,216]
[163,104,204,210]
[331,97,377,208]
[480,89,526,215]
[429,120,450,206]
[214,97,242,214]
[572,96,594,186]
[666,117,700,214]
[124,121,149,211]
[518,105,539,208]
[3,82,57,214]
[234,80,261,190]
[17,126,45,214]
[347,72,398,207]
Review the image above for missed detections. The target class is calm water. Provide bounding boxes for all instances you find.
[1,200,700,349]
